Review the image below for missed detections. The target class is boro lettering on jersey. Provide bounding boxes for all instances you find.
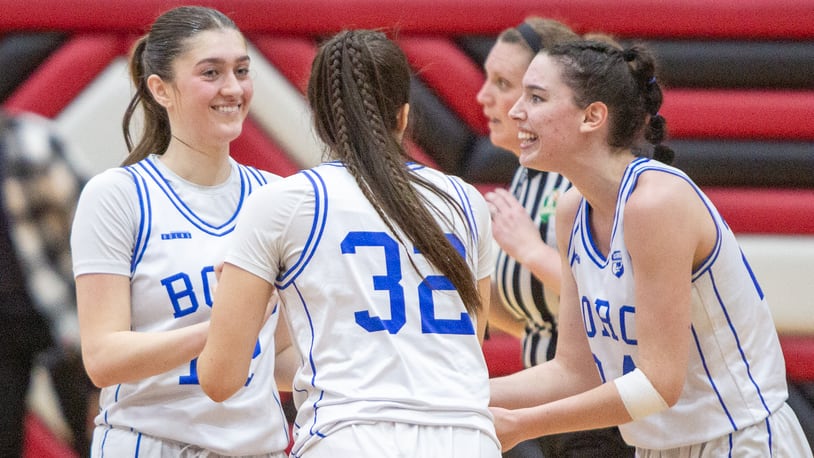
[580,295,636,344]
[341,231,475,336]
[161,266,217,317]
[582,295,638,382]
[161,265,262,386]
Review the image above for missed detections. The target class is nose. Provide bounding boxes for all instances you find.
[509,98,525,120]
[221,71,244,96]
[476,81,491,106]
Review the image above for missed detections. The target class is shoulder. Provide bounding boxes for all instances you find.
[244,171,314,210]
[79,167,139,203]
[624,170,712,259]
[415,165,480,195]
[232,159,284,185]
[556,186,583,220]
[625,169,699,223]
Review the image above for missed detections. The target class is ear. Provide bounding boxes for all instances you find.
[146,74,173,109]
[396,103,410,136]
[579,101,607,133]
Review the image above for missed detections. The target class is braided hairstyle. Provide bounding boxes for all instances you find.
[121,6,240,166]
[307,29,482,315]
[547,40,674,164]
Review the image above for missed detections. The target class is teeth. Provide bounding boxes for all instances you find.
[214,105,240,113]
[518,131,537,141]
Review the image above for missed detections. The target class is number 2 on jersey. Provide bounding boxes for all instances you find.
[341,231,475,335]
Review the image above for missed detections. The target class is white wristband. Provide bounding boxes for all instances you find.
[613,368,669,421]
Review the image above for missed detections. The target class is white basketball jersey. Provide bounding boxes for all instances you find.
[225,162,498,456]
[72,156,290,455]
[567,158,789,449]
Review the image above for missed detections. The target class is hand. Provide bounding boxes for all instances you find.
[485,188,543,263]
[490,406,527,452]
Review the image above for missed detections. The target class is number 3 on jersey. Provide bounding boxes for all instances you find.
[341,231,475,335]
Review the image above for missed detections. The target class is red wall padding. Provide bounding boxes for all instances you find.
[662,90,814,141]
[704,188,814,235]
[399,37,488,136]
[4,34,127,117]
[231,117,301,178]
[1,0,813,39]
[781,336,814,383]
[251,35,316,95]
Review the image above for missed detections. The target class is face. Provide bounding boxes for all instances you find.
[475,40,533,155]
[509,53,585,171]
[163,28,253,149]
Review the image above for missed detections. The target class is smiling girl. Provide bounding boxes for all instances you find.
[70,6,290,457]
[490,39,812,457]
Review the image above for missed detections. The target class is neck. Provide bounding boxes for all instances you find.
[172,134,209,156]
[567,148,635,216]
[161,135,231,186]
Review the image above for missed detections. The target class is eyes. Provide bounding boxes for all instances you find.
[520,91,545,105]
[482,71,514,92]
[200,64,251,81]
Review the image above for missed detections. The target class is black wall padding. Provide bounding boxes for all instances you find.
[460,35,814,90]
[460,136,518,184]
[647,40,814,89]
[455,36,493,68]
[0,32,66,103]
[408,77,474,174]
[671,139,814,188]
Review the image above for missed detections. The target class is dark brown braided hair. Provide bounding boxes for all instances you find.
[307,29,482,315]
[547,40,674,164]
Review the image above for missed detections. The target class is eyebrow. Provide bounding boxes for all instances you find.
[195,55,251,66]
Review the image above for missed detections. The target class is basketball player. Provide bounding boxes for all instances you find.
[489,39,813,457]
[476,18,633,458]
[70,6,290,457]
[198,29,500,458]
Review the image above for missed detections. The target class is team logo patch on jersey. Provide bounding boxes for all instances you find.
[161,231,192,240]
[611,250,624,278]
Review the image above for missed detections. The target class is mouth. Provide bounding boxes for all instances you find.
[213,104,242,114]
[483,111,498,124]
[517,129,539,148]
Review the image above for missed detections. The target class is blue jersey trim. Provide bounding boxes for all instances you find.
[277,169,328,287]
[692,325,737,430]
[710,270,773,418]
[135,157,244,235]
[124,166,151,274]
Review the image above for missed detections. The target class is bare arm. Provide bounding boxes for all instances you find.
[491,174,713,450]
[76,273,209,388]
[486,277,526,339]
[198,262,274,402]
[623,172,711,405]
[485,188,562,294]
[273,303,299,392]
[476,276,492,345]
[490,188,599,409]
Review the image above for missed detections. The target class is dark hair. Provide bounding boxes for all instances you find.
[121,6,240,166]
[307,29,482,315]
[546,40,674,164]
[498,17,579,57]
